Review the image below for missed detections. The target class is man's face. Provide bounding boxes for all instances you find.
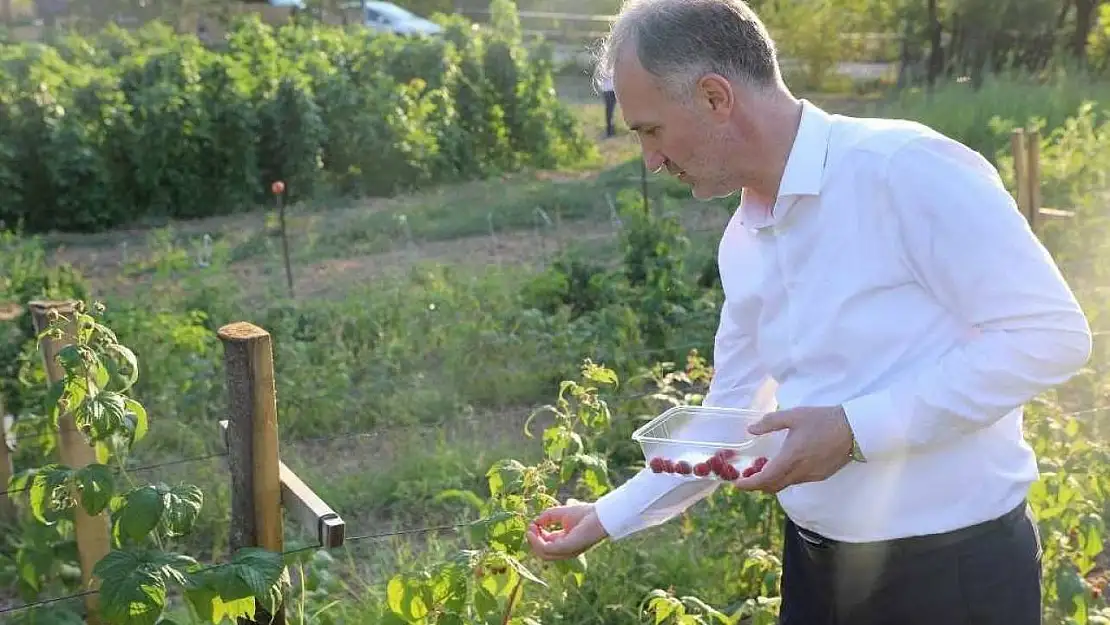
[613,53,740,201]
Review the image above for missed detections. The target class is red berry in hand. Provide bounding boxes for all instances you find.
[675,461,692,475]
[649,457,665,473]
[271,180,285,195]
[742,466,756,478]
[721,464,740,481]
[693,462,711,477]
[753,456,768,470]
[716,449,737,461]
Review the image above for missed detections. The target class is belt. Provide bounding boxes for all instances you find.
[793,501,1029,555]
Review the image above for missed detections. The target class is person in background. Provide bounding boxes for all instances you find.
[527,1,1093,624]
[601,74,617,137]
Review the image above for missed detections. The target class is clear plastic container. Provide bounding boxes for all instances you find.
[631,405,785,480]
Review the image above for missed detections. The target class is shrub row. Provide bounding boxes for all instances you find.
[0,11,595,233]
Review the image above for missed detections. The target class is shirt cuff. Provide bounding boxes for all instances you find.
[593,469,716,540]
[841,388,904,462]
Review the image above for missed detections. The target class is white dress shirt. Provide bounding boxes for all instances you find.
[593,99,1093,544]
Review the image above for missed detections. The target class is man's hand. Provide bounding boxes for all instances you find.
[729,405,855,494]
[526,501,608,561]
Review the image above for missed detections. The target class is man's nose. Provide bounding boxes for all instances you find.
[642,149,666,174]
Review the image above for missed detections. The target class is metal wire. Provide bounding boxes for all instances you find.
[0,451,230,498]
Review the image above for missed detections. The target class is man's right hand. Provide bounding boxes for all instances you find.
[526,501,608,561]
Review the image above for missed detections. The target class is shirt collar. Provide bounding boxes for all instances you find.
[739,99,834,230]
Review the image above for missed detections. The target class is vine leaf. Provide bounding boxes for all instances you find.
[159,484,203,538]
[112,485,164,545]
[28,464,74,525]
[125,397,149,445]
[74,463,116,516]
[94,550,196,625]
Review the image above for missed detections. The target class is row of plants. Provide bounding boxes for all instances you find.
[0,0,595,233]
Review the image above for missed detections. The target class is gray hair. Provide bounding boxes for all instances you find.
[593,0,781,101]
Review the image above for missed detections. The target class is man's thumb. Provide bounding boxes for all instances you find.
[747,410,789,436]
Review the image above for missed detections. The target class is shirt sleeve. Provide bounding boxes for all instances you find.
[593,297,777,540]
[841,133,1093,462]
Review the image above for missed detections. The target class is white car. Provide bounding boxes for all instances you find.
[361,1,444,36]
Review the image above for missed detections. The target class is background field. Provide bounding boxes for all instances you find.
[2,1,1110,624]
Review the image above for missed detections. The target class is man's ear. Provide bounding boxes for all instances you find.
[696,73,734,118]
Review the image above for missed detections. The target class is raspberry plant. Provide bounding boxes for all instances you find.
[7,302,289,624]
[382,360,617,624]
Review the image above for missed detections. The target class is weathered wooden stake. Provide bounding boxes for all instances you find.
[1011,128,1028,223]
[30,300,110,625]
[0,391,15,525]
[1025,129,1041,233]
[219,321,285,625]
[0,301,19,526]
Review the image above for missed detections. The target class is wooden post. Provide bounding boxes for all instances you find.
[1011,128,1029,224]
[0,302,21,527]
[1025,129,1041,233]
[0,392,14,526]
[219,421,346,550]
[218,322,285,625]
[29,300,110,625]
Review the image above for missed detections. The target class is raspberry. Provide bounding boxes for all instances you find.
[708,456,724,474]
[741,466,756,478]
[693,462,711,477]
[753,456,768,470]
[716,449,737,461]
[663,459,676,473]
[675,461,692,475]
[721,464,740,481]
[649,457,665,473]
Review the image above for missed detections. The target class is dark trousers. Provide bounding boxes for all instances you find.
[779,502,1043,625]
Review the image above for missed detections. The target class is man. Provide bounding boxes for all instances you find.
[525,1,1093,624]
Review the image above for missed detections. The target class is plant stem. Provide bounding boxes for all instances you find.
[501,580,522,625]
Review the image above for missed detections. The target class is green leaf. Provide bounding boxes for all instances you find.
[43,379,66,428]
[92,358,111,393]
[580,361,618,386]
[159,485,203,538]
[553,553,588,587]
[505,556,547,588]
[93,550,171,625]
[28,464,74,525]
[124,398,149,444]
[95,441,112,464]
[81,390,129,440]
[575,453,611,497]
[486,459,527,498]
[108,343,140,391]
[387,575,431,623]
[74,464,116,515]
[113,485,164,545]
[185,568,255,623]
[223,548,290,616]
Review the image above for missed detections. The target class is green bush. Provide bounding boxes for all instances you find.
[0,10,595,233]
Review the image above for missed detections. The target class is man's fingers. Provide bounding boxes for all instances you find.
[527,522,581,561]
[747,409,793,436]
[533,506,573,528]
[730,454,792,493]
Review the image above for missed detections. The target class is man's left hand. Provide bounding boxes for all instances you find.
[729,405,855,494]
